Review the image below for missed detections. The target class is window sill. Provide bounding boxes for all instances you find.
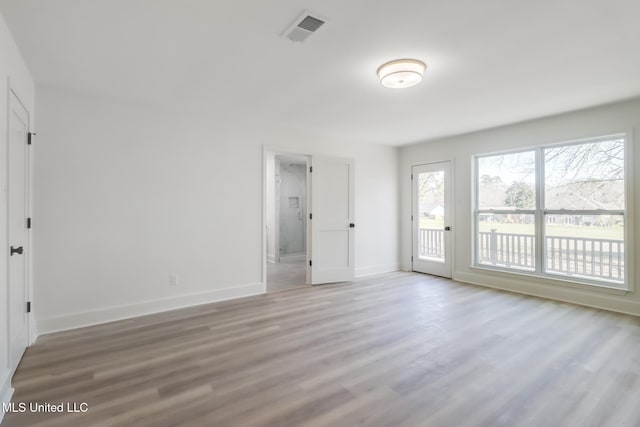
[469,264,630,296]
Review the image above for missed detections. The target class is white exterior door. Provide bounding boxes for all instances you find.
[310,156,355,284]
[8,91,31,372]
[412,162,452,278]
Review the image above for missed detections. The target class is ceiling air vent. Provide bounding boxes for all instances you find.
[282,11,327,43]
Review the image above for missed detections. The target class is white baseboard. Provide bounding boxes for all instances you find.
[0,369,14,425]
[36,282,265,335]
[355,264,400,278]
[399,263,411,272]
[453,271,640,317]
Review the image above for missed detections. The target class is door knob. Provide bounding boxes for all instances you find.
[444,226,451,231]
[10,246,23,256]
[349,223,355,228]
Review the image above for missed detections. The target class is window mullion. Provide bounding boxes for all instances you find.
[535,147,544,275]
[473,156,479,266]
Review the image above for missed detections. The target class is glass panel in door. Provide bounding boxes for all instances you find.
[412,162,452,278]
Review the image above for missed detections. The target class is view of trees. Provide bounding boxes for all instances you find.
[478,174,506,208]
[504,181,534,209]
[545,139,624,210]
[478,138,625,211]
[418,171,444,213]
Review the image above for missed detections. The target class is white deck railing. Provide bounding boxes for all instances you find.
[478,230,535,269]
[419,228,624,282]
[543,235,624,281]
[419,228,445,259]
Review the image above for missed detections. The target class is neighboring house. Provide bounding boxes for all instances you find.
[420,201,444,219]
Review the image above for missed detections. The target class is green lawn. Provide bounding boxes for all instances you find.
[420,218,623,240]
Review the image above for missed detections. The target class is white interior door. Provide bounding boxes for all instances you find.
[412,162,452,278]
[310,156,354,284]
[8,91,30,372]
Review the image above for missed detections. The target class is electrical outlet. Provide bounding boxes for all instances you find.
[169,273,179,287]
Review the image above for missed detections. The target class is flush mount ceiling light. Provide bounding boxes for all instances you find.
[377,59,427,89]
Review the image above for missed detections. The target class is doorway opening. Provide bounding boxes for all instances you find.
[265,152,309,291]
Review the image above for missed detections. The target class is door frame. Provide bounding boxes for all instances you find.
[262,146,311,291]
[273,156,280,264]
[411,160,454,278]
[6,83,34,351]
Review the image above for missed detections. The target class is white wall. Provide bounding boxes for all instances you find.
[34,85,400,334]
[0,10,35,418]
[400,98,640,316]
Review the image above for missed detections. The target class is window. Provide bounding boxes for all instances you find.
[474,134,628,289]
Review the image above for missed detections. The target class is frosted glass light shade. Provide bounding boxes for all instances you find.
[377,59,426,89]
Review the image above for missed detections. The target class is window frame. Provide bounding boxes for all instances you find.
[472,133,631,291]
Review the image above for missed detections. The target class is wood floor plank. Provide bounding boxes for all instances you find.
[3,272,640,427]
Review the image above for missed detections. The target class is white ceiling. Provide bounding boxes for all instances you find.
[1,0,639,146]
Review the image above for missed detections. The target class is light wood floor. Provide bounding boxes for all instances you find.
[3,272,640,427]
[266,255,306,292]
